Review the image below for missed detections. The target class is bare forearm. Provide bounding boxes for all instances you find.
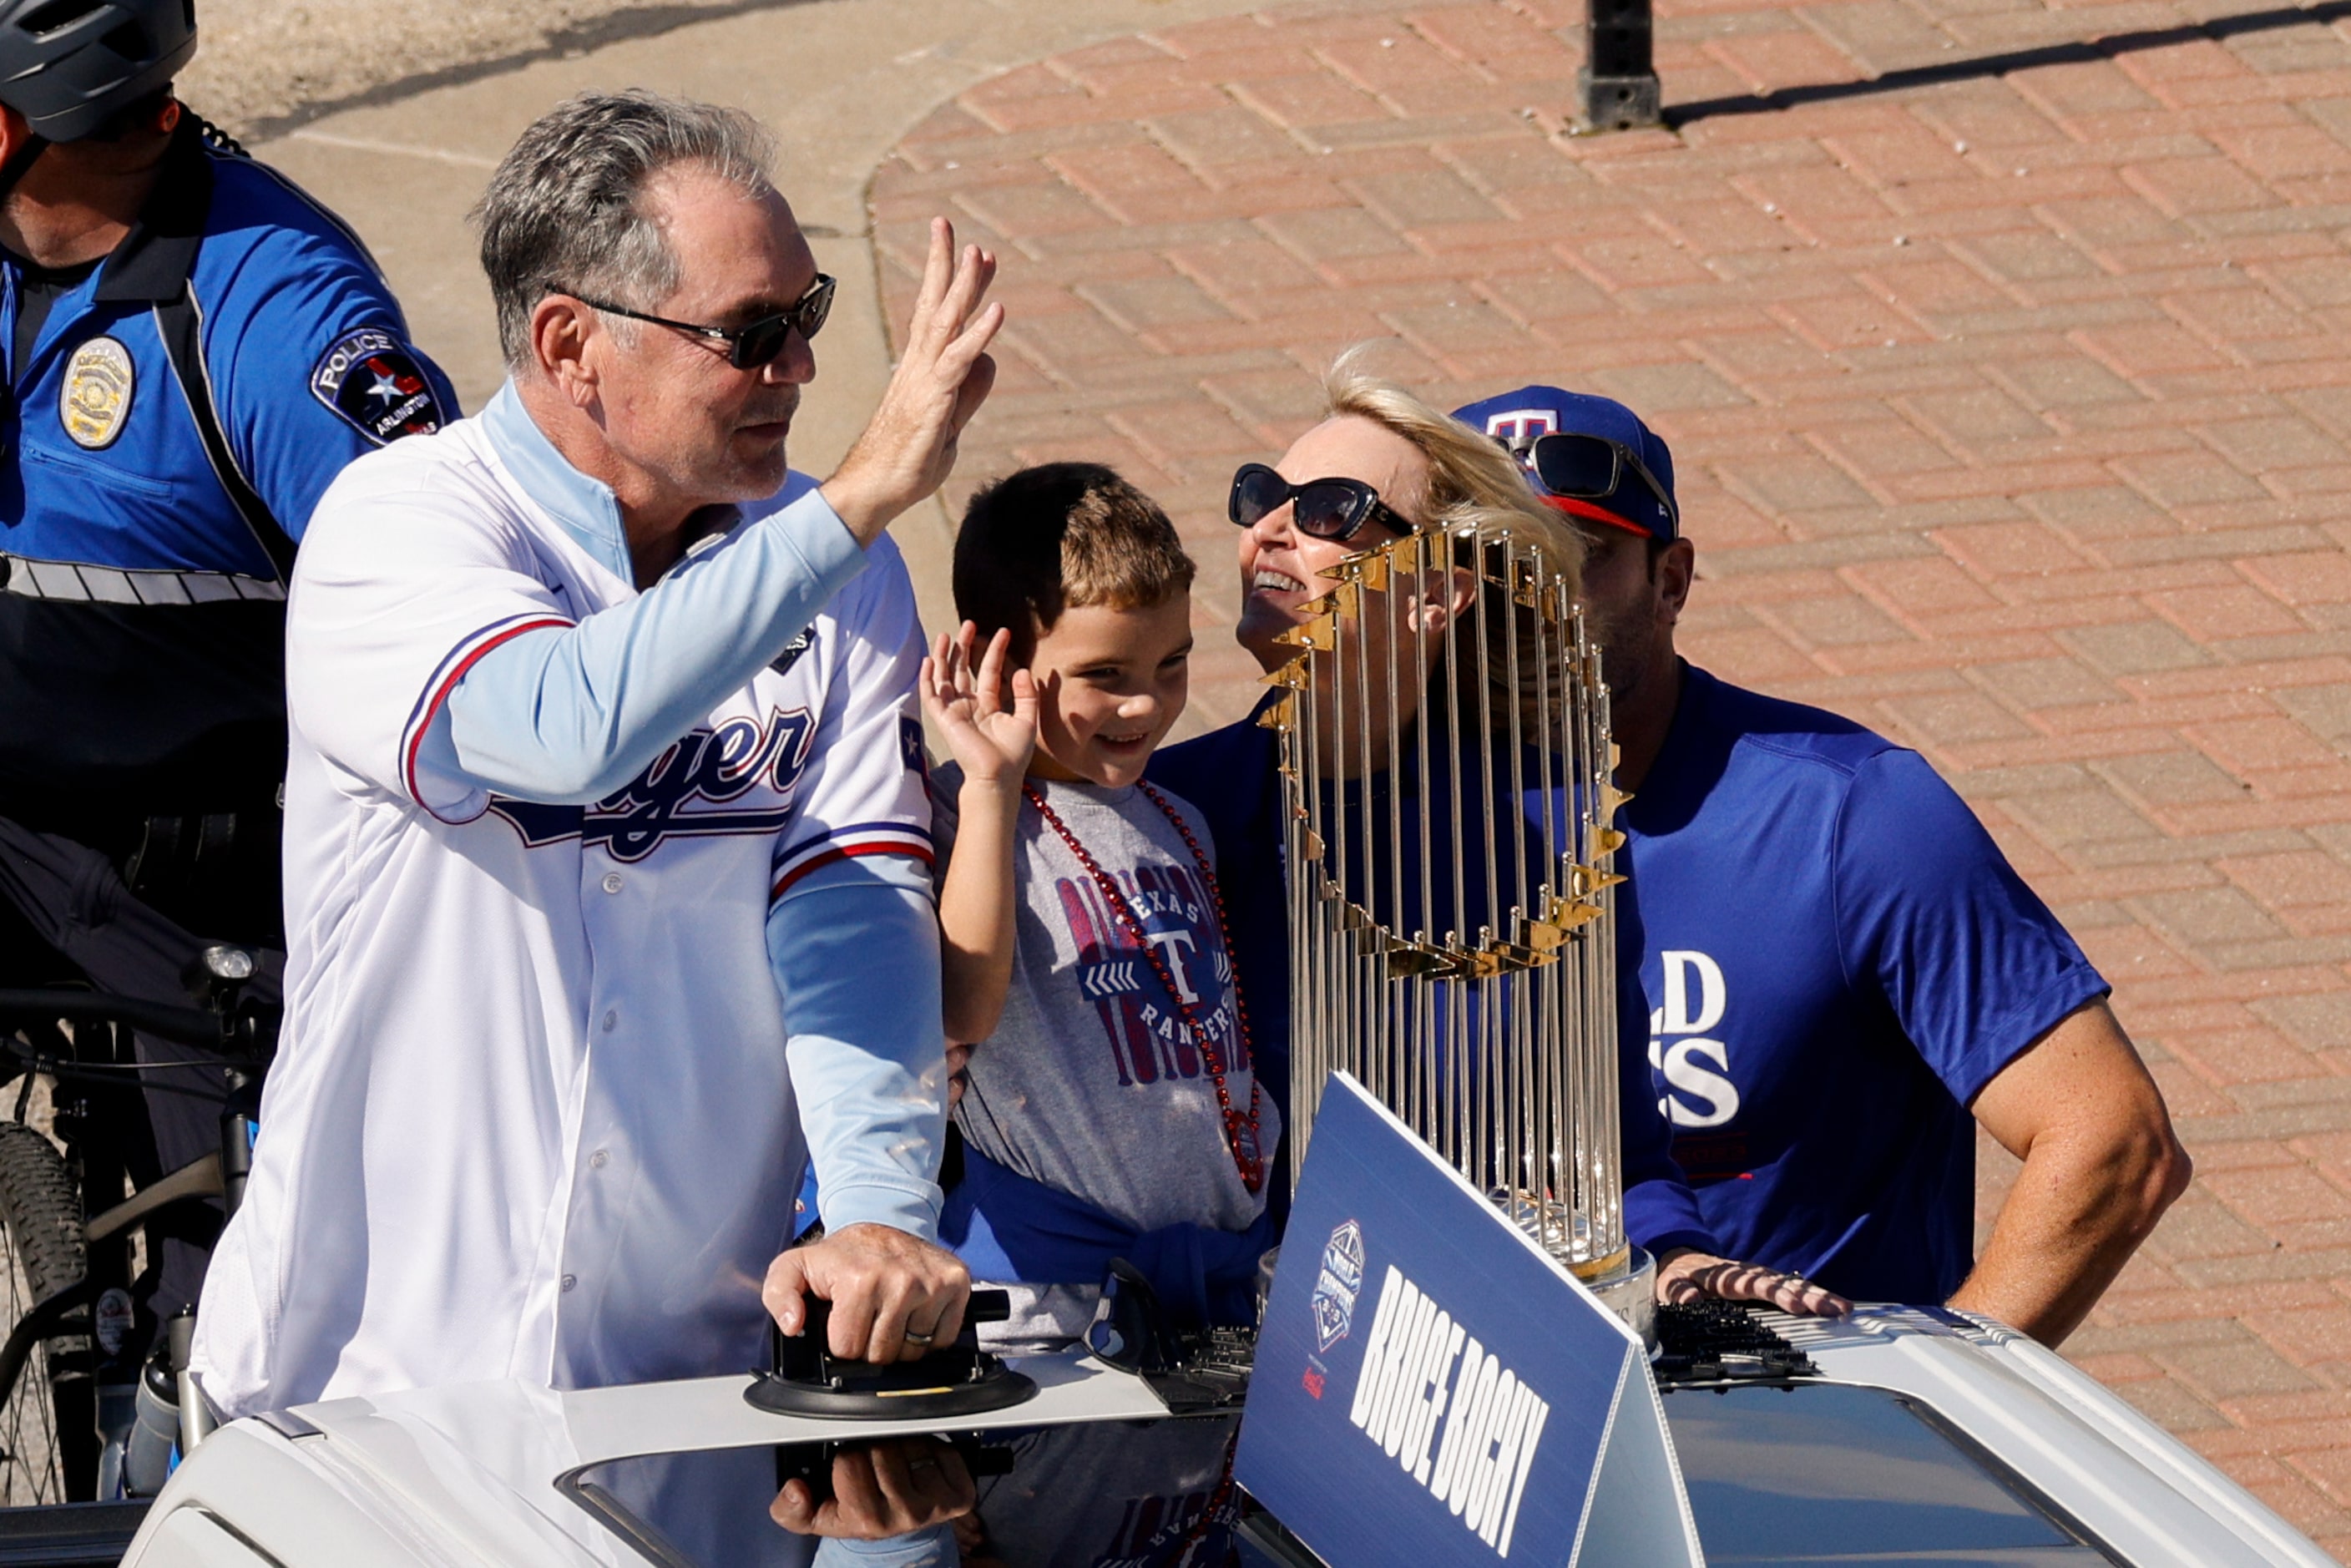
[1949,1125,2187,1345]
[1957,1000,2192,1347]
[938,781,1022,1043]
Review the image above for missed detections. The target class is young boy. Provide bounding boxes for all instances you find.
[923,462,1278,1345]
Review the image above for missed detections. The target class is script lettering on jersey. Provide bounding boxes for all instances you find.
[1342,1263,1550,1560]
[488,706,816,860]
[1648,948,1741,1130]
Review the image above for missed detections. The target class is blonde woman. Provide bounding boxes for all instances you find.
[1147,355,1845,1316]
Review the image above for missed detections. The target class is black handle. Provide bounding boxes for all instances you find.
[0,989,225,1050]
[776,1287,1012,1382]
[795,1287,1009,1342]
[777,1438,1017,1505]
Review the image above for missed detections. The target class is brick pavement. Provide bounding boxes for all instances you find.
[871,0,2351,1548]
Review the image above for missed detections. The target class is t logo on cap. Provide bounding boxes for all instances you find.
[1482,409,1557,455]
[1451,385,1679,544]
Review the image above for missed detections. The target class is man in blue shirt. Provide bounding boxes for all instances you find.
[1448,385,2194,1343]
[0,0,453,1347]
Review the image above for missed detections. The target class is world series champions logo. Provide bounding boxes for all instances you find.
[1315,1220,1365,1353]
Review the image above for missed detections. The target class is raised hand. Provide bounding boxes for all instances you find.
[822,218,1004,544]
[921,622,1037,788]
[1656,1249,1853,1318]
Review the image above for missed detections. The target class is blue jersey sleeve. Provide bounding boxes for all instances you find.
[212,234,458,542]
[1833,751,2110,1107]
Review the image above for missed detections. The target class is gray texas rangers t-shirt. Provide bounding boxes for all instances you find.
[931,765,1278,1242]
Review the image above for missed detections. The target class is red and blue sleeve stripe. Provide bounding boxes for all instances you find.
[771,822,935,899]
[397,612,574,819]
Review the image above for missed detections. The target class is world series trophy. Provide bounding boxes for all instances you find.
[1263,510,1658,1340]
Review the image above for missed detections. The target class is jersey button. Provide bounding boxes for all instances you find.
[560,1274,578,1293]
[589,1149,609,1169]
[602,873,624,894]
[600,1009,618,1033]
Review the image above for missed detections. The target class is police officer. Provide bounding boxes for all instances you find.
[0,0,454,1355]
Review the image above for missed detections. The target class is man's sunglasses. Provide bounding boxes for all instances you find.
[1507,431,1679,531]
[558,273,837,370]
[1228,463,1413,544]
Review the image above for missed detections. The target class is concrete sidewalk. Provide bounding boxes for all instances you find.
[255,0,2351,1550]
[864,0,2351,1550]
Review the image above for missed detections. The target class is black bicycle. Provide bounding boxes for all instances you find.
[0,948,276,1508]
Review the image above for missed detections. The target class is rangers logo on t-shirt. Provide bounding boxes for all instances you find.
[311,327,447,445]
[1060,862,1242,1087]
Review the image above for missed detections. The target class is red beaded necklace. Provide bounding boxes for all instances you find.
[1023,779,1267,1194]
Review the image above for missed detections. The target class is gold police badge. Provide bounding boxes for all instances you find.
[61,336,134,450]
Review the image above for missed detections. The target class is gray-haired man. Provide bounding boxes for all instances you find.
[193,89,999,1414]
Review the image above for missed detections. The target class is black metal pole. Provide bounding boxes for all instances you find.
[1580,0,1661,130]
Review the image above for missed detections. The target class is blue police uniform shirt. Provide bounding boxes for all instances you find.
[0,118,453,822]
[1622,663,2110,1305]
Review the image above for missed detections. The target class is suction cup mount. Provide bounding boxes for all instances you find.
[745,1287,1038,1421]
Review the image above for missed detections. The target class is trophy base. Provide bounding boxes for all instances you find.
[1487,1195,1656,1347]
[1582,1246,1657,1350]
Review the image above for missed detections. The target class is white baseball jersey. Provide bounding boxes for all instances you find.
[193,390,934,1417]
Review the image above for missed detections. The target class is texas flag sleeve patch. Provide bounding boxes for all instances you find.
[311,327,448,445]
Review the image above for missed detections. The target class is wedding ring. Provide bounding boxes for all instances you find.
[904,1328,935,1346]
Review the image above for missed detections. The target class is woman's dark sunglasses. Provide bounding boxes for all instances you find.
[1516,431,1679,529]
[1228,463,1413,544]
[559,273,837,370]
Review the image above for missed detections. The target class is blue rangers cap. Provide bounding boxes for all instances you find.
[1451,385,1680,544]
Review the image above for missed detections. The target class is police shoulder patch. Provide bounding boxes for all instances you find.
[310,327,447,445]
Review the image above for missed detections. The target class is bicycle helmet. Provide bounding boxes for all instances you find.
[0,0,195,143]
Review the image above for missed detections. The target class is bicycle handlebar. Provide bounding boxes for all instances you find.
[0,989,229,1050]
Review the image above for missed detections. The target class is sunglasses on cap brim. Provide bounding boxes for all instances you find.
[1228,463,1414,544]
[1505,431,1679,534]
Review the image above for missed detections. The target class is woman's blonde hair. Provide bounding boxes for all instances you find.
[1320,351,1586,730]
[1321,349,1583,584]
